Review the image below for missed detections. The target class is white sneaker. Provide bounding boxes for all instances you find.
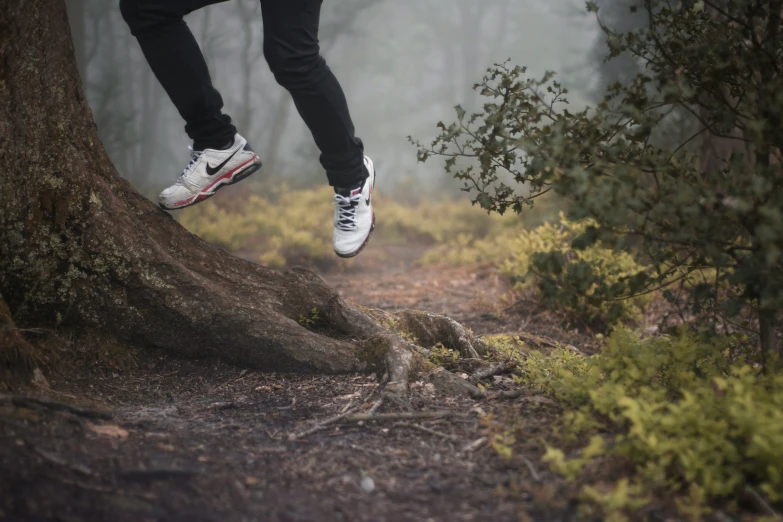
[333,156,376,258]
[159,134,262,210]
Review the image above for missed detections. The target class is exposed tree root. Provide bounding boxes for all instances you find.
[391,310,488,358]
[427,367,485,398]
[34,447,94,477]
[0,295,39,371]
[275,269,510,397]
[0,1,510,404]
[392,422,459,441]
[473,361,516,381]
[0,394,112,420]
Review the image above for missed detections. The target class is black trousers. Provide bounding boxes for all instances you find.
[120,0,366,187]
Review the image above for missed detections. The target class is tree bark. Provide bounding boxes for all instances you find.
[758,308,778,370]
[65,0,87,80]
[0,0,487,395]
[0,294,38,370]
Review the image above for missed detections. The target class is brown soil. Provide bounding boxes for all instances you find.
[1,241,579,522]
[326,243,594,347]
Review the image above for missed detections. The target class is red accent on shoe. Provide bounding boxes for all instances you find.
[171,155,257,208]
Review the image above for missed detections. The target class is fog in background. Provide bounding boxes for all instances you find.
[66,0,617,201]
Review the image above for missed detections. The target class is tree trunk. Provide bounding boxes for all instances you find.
[0,0,485,395]
[758,308,778,370]
[65,0,87,79]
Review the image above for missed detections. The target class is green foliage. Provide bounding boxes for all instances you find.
[375,192,525,245]
[413,0,783,349]
[426,342,460,366]
[480,334,530,365]
[480,411,523,462]
[178,185,520,267]
[426,214,651,326]
[298,307,320,329]
[179,187,333,268]
[580,479,651,522]
[513,329,783,518]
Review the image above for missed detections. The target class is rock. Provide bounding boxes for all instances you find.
[32,368,49,389]
[360,475,375,493]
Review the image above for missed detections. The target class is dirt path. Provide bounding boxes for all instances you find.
[1,242,574,522]
[324,243,513,333]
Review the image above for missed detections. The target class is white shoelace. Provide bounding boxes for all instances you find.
[334,193,362,231]
[184,146,203,173]
[171,146,203,187]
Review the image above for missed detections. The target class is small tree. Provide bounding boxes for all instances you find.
[413,0,783,361]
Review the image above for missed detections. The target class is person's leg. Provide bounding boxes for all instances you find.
[260,0,366,188]
[120,0,236,150]
[121,0,261,210]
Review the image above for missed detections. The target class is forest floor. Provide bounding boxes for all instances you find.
[0,241,592,522]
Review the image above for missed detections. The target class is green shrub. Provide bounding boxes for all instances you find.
[413,0,783,357]
[179,187,333,267]
[425,214,651,327]
[494,329,783,519]
[178,185,522,267]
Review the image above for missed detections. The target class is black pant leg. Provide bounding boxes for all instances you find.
[120,0,236,150]
[260,0,366,188]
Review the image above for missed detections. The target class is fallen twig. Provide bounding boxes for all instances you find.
[393,422,459,442]
[290,406,359,440]
[1,394,112,420]
[481,389,545,400]
[41,388,78,400]
[482,390,524,400]
[53,476,113,493]
[339,399,356,414]
[366,397,384,415]
[211,370,252,391]
[344,411,457,422]
[209,401,238,411]
[515,332,583,355]
[254,446,287,454]
[461,436,488,453]
[523,456,541,482]
[744,486,779,517]
[119,468,198,481]
[335,440,391,458]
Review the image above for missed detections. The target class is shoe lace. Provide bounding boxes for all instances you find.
[334,192,362,231]
[176,146,203,185]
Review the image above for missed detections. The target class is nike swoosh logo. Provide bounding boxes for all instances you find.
[206,149,239,175]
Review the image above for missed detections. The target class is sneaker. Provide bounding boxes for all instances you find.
[159,133,262,210]
[333,156,376,258]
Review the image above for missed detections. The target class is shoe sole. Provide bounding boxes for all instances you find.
[334,160,377,259]
[159,155,262,211]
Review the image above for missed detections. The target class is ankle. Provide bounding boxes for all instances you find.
[193,138,234,152]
